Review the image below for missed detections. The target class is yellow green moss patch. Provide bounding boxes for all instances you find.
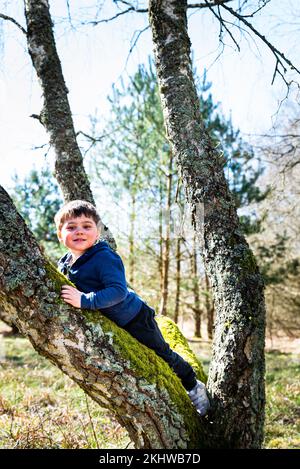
[44,259,74,291]
[84,313,204,447]
[45,263,205,447]
[157,316,207,383]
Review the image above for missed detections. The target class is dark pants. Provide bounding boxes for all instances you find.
[124,302,197,391]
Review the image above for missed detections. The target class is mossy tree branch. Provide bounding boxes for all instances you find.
[0,184,208,449]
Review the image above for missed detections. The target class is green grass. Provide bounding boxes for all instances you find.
[264,350,300,449]
[0,334,299,449]
[0,335,130,449]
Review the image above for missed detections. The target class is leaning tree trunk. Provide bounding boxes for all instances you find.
[0,185,209,449]
[149,0,266,448]
[23,0,115,249]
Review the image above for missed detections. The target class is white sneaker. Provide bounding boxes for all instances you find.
[188,380,210,416]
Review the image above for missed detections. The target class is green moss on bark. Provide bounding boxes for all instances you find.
[156,316,207,383]
[96,315,203,448]
[43,261,206,447]
[44,259,74,291]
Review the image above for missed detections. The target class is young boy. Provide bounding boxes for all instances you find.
[55,200,210,416]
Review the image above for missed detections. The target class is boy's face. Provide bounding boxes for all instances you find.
[58,215,99,257]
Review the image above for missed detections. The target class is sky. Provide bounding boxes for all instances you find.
[0,0,299,192]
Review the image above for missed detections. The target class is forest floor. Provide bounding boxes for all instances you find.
[0,322,299,449]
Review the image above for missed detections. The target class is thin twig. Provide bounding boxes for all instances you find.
[76,130,106,143]
[204,0,240,51]
[86,0,235,24]
[239,0,272,18]
[187,0,234,9]
[0,13,27,35]
[86,5,147,26]
[220,3,300,84]
[65,0,76,31]
[125,25,150,68]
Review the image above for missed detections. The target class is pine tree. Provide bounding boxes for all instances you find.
[10,165,63,261]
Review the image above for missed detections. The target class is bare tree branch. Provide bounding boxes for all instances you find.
[0,13,27,35]
[86,4,147,26]
[187,0,234,8]
[203,1,241,51]
[76,130,106,143]
[237,0,272,18]
[86,0,235,24]
[125,25,150,67]
[220,3,300,84]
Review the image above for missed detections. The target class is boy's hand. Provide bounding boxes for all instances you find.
[61,285,82,308]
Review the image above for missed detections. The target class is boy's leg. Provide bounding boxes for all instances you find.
[124,302,197,391]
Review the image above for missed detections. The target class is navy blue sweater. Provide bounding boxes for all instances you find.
[57,242,143,326]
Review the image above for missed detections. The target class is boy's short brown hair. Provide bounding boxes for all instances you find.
[54,200,101,232]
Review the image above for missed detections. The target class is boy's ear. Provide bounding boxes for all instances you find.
[57,230,63,242]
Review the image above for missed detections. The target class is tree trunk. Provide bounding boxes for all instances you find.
[191,236,202,338]
[159,152,173,316]
[0,185,207,449]
[205,271,214,340]
[23,0,116,250]
[174,236,181,324]
[149,0,266,448]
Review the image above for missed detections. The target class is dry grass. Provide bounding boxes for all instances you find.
[0,331,130,449]
[0,324,299,449]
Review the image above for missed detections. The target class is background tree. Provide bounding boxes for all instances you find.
[11,165,63,261]
[248,98,300,338]
[0,165,63,333]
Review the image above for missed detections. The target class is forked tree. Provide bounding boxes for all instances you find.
[1,0,298,448]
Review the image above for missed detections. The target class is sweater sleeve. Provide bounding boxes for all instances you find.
[80,250,128,310]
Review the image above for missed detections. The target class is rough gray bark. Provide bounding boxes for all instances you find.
[23,0,116,249]
[149,0,266,448]
[0,185,208,449]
